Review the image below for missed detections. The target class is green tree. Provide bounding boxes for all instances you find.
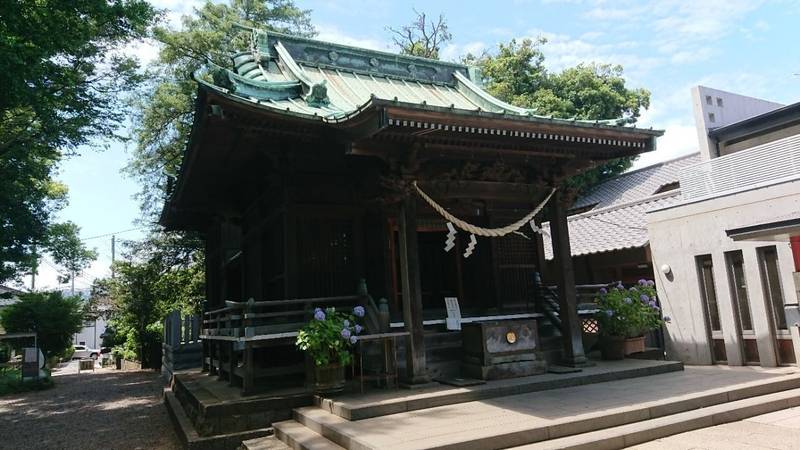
[466,38,651,196]
[47,222,99,295]
[0,291,85,360]
[0,0,157,283]
[127,0,315,220]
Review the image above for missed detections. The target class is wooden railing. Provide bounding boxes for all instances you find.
[201,280,384,343]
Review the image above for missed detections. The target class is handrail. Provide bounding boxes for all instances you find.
[225,294,360,308]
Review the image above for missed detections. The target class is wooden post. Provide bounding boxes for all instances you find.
[551,190,589,367]
[398,196,430,385]
[243,342,254,394]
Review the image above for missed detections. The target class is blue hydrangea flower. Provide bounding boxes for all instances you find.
[640,294,649,303]
[353,306,365,318]
[624,297,632,304]
[354,324,363,334]
[314,310,326,321]
[617,283,624,290]
[343,319,350,327]
[341,328,351,339]
[638,279,647,286]
[605,309,614,317]
[647,280,655,287]
[629,286,638,292]
[599,287,608,295]
[314,307,322,313]
[350,335,358,344]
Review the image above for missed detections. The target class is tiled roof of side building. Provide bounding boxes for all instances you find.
[542,152,702,259]
[572,152,702,210]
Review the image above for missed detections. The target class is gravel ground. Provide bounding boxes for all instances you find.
[0,363,180,450]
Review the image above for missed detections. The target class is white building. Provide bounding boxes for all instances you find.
[647,86,800,367]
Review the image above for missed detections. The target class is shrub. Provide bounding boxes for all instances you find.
[296,306,366,367]
[0,291,84,360]
[595,280,666,338]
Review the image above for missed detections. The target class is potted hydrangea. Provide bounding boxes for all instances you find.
[296,305,365,393]
[595,280,668,360]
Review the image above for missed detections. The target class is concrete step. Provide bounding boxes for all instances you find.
[511,387,800,450]
[241,436,292,449]
[273,420,345,450]
[316,359,684,420]
[300,372,800,449]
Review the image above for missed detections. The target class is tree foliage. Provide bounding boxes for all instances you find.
[47,222,98,289]
[0,0,157,283]
[0,291,85,359]
[465,38,651,196]
[102,232,204,364]
[388,9,452,59]
[127,0,315,220]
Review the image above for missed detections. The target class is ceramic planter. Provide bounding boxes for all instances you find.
[623,336,646,355]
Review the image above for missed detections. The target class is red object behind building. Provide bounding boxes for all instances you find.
[791,236,800,271]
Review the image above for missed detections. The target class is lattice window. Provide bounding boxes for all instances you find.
[582,318,599,334]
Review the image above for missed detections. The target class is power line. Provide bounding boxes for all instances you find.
[81,227,148,241]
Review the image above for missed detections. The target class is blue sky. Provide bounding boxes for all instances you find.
[22,0,800,292]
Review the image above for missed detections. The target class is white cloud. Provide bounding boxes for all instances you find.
[315,24,388,52]
[633,122,698,169]
[440,41,487,62]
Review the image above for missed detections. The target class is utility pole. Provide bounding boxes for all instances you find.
[111,235,116,279]
[31,244,37,291]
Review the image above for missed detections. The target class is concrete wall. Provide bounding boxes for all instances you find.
[692,86,783,160]
[647,179,800,367]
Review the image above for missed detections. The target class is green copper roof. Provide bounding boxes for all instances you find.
[196,26,642,128]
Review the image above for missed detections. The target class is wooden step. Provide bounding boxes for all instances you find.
[511,388,800,450]
[273,420,345,450]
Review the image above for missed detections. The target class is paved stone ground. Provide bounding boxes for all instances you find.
[0,364,180,450]
[628,406,800,449]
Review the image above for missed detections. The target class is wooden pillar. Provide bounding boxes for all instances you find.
[551,190,589,367]
[398,196,430,384]
[243,342,254,394]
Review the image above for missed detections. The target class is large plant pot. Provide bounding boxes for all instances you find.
[313,364,345,394]
[623,336,646,356]
[600,335,626,360]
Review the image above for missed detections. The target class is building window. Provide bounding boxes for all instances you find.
[716,97,724,107]
[708,112,716,123]
[696,254,727,363]
[726,250,754,332]
[758,246,787,330]
[697,255,722,332]
[706,95,713,105]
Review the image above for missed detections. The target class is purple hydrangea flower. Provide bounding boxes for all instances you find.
[605,309,614,317]
[617,283,624,290]
[629,286,638,292]
[647,280,655,287]
[353,306,365,318]
[314,310,326,321]
[638,279,647,286]
[640,294,650,303]
[343,319,350,327]
[354,324,363,334]
[341,328,351,339]
[599,287,608,295]
[624,297,632,304]
[350,335,358,344]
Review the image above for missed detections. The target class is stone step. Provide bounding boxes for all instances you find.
[316,359,684,420]
[510,387,800,450]
[242,435,292,450]
[273,420,345,450]
[300,372,800,449]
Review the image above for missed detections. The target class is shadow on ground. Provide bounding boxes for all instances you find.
[0,368,180,450]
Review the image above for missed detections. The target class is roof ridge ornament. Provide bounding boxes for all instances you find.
[274,40,330,107]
